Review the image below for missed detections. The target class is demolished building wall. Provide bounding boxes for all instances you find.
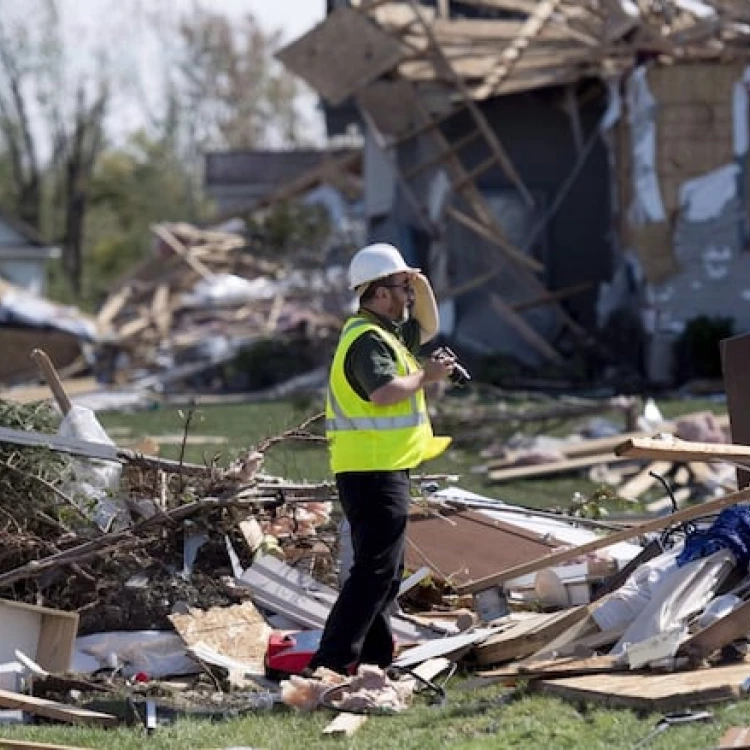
[616,61,750,380]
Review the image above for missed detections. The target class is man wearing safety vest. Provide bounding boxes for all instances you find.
[308,243,456,675]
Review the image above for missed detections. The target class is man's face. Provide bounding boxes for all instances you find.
[381,272,414,323]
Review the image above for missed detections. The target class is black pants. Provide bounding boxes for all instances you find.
[309,469,410,673]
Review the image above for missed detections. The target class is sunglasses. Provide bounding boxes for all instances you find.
[381,281,413,293]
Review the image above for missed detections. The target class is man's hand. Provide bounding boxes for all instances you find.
[369,350,455,406]
[422,349,456,384]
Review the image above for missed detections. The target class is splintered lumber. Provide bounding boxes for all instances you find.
[488,453,631,483]
[474,606,588,666]
[617,461,673,501]
[478,654,621,681]
[457,483,750,594]
[717,727,750,750]
[0,741,92,750]
[679,595,750,666]
[322,712,369,737]
[535,662,750,712]
[616,437,750,465]
[0,688,117,727]
[473,0,565,100]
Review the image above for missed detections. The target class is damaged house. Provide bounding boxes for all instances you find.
[277,0,750,380]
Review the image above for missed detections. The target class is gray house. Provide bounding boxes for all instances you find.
[0,211,60,294]
[278,1,750,381]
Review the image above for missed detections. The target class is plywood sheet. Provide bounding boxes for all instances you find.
[357,80,422,138]
[276,7,406,105]
[169,601,270,674]
[537,663,750,712]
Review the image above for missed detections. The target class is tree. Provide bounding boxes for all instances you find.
[0,0,110,295]
[163,5,310,169]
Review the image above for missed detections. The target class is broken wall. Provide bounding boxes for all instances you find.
[619,62,750,341]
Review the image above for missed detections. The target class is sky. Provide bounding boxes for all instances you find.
[55,0,328,146]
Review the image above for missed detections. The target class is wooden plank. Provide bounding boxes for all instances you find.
[489,294,564,365]
[679,595,750,666]
[473,0,566,100]
[405,0,533,205]
[474,606,588,666]
[151,225,212,280]
[536,663,750,712]
[0,688,117,727]
[721,333,750,488]
[617,461,673,501]
[446,206,543,272]
[95,284,131,329]
[488,453,631,483]
[0,741,92,750]
[616,437,750,465]
[479,654,621,681]
[276,6,406,105]
[457,483,750,594]
[717,727,750,749]
[322,712,368,737]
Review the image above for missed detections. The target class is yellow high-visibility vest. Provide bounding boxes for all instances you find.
[326,316,451,473]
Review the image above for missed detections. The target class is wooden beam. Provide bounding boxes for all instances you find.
[488,452,630,484]
[446,206,543,272]
[405,0,534,205]
[473,0,566,100]
[615,437,750,465]
[489,293,564,364]
[151,224,213,280]
[0,741,92,750]
[0,688,117,727]
[457,483,750,594]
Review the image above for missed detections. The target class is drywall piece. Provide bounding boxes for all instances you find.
[0,600,78,674]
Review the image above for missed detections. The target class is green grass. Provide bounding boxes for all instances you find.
[2,688,749,749]
[9,394,727,749]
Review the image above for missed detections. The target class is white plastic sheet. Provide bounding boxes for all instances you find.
[626,66,666,225]
[73,631,200,678]
[679,164,741,223]
[0,287,98,341]
[58,405,130,532]
[602,548,735,656]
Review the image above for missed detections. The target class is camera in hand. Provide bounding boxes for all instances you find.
[435,346,471,387]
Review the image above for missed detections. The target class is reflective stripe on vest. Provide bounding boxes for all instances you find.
[326,317,424,431]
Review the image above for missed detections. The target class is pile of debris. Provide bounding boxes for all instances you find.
[92,222,348,391]
[6,359,750,743]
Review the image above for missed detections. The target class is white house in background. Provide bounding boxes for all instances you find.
[0,211,60,294]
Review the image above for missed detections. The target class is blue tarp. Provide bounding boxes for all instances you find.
[677,505,750,568]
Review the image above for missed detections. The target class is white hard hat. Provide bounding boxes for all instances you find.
[348,243,419,291]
